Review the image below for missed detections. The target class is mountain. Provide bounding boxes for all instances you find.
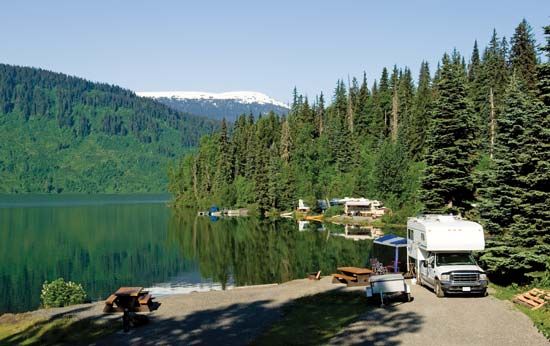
[0,64,218,193]
[137,91,289,121]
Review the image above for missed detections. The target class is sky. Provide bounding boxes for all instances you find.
[0,0,548,104]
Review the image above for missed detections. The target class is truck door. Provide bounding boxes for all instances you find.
[425,254,436,286]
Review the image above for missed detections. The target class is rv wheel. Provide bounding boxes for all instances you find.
[435,280,445,298]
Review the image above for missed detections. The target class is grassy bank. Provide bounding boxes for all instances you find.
[0,312,118,345]
[252,289,369,345]
[490,284,549,340]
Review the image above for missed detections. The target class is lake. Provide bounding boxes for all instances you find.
[0,194,372,313]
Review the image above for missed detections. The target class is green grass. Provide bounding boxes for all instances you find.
[490,284,550,340]
[0,314,119,345]
[252,289,369,345]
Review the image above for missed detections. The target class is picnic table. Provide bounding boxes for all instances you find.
[103,287,156,313]
[104,287,157,332]
[332,267,373,287]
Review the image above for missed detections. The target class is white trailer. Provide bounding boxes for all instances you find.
[406,215,488,297]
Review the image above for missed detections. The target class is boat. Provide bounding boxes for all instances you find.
[304,215,324,222]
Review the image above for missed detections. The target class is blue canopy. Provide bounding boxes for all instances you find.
[373,234,407,273]
[374,234,407,247]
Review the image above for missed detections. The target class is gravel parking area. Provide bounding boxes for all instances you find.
[329,282,549,346]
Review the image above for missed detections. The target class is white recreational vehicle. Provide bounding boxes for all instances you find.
[406,215,488,297]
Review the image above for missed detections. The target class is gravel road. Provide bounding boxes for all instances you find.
[329,282,549,346]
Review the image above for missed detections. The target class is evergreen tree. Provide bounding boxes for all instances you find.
[355,72,371,138]
[409,62,432,159]
[378,68,392,138]
[468,40,481,83]
[477,30,510,154]
[479,75,549,283]
[510,19,539,92]
[421,53,478,213]
[397,67,415,146]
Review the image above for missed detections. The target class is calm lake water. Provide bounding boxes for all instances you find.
[0,194,371,313]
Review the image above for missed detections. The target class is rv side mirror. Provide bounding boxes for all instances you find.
[421,260,427,268]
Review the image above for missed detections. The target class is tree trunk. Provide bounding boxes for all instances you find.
[489,87,495,159]
[391,89,399,141]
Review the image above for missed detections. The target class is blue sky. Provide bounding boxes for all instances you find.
[0,0,548,103]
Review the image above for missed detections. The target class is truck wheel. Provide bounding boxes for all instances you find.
[435,280,445,298]
[479,289,488,297]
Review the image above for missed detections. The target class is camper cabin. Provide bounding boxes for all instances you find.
[343,198,386,218]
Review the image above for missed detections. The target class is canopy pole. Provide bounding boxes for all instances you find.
[394,247,399,273]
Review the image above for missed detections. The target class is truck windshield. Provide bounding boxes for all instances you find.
[436,253,476,266]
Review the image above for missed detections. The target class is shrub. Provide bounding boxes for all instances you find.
[40,278,87,308]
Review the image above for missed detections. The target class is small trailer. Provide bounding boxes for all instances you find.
[365,273,412,306]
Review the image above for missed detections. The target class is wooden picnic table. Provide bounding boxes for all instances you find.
[104,287,155,313]
[333,267,373,287]
[338,267,373,275]
[104,286,158,332]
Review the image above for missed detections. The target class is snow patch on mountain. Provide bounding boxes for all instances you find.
[137,91,289,109]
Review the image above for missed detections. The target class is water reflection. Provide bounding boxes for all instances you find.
[0,196,372,313]
[168,211,372,288]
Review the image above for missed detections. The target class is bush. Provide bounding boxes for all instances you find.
[40,278,87,308]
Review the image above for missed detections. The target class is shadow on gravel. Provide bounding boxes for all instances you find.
[329,306,425,346]
[99,288,425,346]
[98,299,278,346]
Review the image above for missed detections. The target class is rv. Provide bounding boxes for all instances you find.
[406,215,488,297]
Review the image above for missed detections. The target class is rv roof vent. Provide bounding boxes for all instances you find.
[437,215,458,222]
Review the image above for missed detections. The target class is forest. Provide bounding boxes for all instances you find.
[169,20,549,284]
[0,64,218,193]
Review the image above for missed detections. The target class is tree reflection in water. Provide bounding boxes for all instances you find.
[168,210,372,288]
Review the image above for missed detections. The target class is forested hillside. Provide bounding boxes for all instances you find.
[169,20,549,284]
[0,64,218,193]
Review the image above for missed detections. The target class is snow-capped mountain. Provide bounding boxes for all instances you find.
[137,91,289,121]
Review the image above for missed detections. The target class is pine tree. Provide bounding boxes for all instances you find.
[479,75,549,283]
[397,67,415,147]
[409,62,432,160]
[468,40,481,83]
[378,68,392,138]
[510,19,539,92]
[421,53,478,213]
[373,140,410,206]
[213,119,234,204]
[355,72,371,138]
[314,93,326,136]
[477,30,510,154]
[280,117,292,164]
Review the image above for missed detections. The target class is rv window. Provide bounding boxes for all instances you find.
[421,233,425,241]
[408,229,413,240]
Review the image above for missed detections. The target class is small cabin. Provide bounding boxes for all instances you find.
[343,198,386,218]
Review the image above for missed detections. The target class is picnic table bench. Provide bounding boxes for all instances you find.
[332,267,373,287]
